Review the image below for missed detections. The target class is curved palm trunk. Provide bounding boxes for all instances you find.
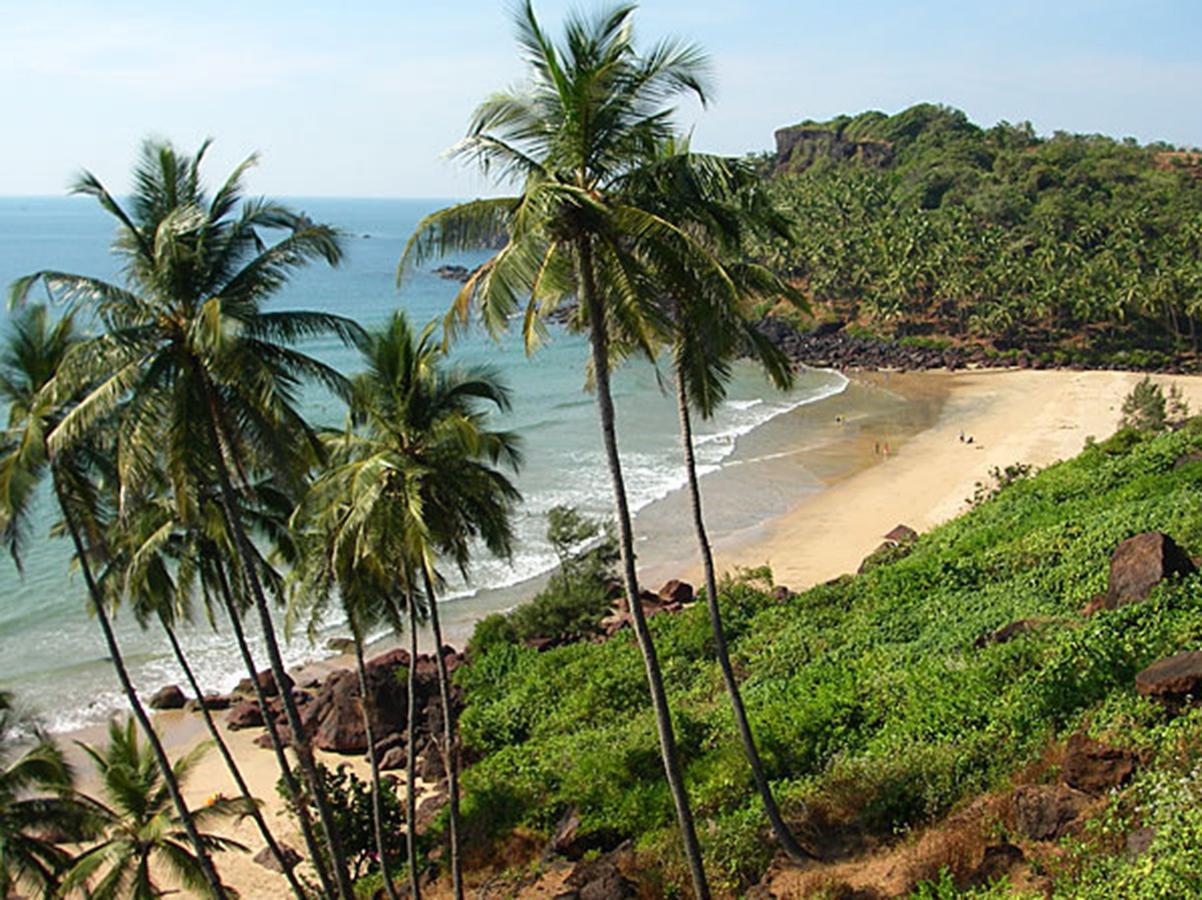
[352,631,402,900]
[199,384,357,900]
[420,566,463,900]
[52,477,230,900]
[216,564,337,899]
[405,590,422,900]
[162,620,310,899]
[673,371,813,862]
[577,240,711,900]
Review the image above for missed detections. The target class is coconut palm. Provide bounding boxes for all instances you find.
[0,304,232,898]
[62,717,248,900]
[291,311,521,900]
[104,489,308,899]
[399,4,716,893]
[0,691,90,899]
[11,139,364,900]
[619,142,815,860]
[288,520,409,900]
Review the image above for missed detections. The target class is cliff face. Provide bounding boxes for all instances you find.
[773,126,893,174]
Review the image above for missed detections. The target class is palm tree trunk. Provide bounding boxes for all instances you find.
[405,589,422,900]
[199,382,357,900]
[215,562,338,899]
[577,238,710,900]
[162,620,310,899]
[52,476,230,900]
[420,565,462,900]
[674,370,813,862]
[352,631,401,900]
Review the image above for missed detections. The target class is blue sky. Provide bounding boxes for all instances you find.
[1,0,1200,198]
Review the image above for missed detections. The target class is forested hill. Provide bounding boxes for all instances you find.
[752,104,1202,369]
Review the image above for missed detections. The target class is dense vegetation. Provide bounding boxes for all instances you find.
[453,417,1202,895]
[752,104,1202,367]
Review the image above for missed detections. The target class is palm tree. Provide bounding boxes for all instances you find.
[0,304,233,899]
[62,717,249,899]
[288,516,408,900]
[0,691,90,899]
[105,490,309,899]
[400,5,717,894]
[291,312,521,900]
[620,143,815,860]
[11,140,365,900]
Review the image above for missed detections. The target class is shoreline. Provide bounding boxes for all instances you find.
[43,366,1202,897]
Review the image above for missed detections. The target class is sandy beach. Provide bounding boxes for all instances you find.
[56,366,1202,898]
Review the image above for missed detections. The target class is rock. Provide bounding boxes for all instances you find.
[1135,650,1202,709]
[562,851,636,900]
[325,637,357,655]
[253,732,277,750]
[379,746,407,771]
[771,585,793,602]
[183,693,231,713]
[551,807,583,858]
[236,669,294,698]
[973,619,1039,650]
[418,741,446,781]
[1125,826,1156,860]
[1061,734,1137,795]
[968,843,1024,888]
[414,791,448,836]
[148,684,186,710]
[372,732,406,762]
[657,579,694,604]
[226,701,265,730]
[1012,784,1091,841]
[366,647,410,672]
[433,264,472,283]
[884,524,918,544]
[253,842,301,873]
[304,662,412,754]
[1104,532,1196,609]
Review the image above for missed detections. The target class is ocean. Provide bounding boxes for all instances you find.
[0,196,855,733]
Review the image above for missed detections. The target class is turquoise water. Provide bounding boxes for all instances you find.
[0,197,846,731]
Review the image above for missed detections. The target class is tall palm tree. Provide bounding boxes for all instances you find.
[11,140,365,900]
[288,519,408,900]
[62,718,248,899]
[620,142,815,860]
[0,304,233,899]
[105,490,309,899]
[400,5,717,894]
[0,691,90,899]
[291,312,521,900]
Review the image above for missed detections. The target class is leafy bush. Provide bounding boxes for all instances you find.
[1119,376,1189,432]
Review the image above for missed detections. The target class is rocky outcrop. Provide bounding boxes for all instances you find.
[433,264,472,283]
[657,579,694,604]
[235,669,293,698]
[226,701,265,730]
[773,126,893,175]
[252,843,301,873]
[557,842,637,900]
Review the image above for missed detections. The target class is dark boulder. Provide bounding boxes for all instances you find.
[657,579,694,604]
[1061,734,1137,795]
[1012,784,1091,841]
[183,693,231,713]
[1104,532,1195,609]
[414,791,448,836]
[253,842,301,873]
[967,843,1024,888]
[226,701,265,730]
[379,746,408,771]
[148,684,186,710]
[1135,650,1202,709]
[771,585,794,602]
[561,845,637,900]
[884,524,918,544]
[235,669,294,698]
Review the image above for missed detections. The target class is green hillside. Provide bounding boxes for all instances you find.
[448,418,1202,896]
[753,104,1202,368]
